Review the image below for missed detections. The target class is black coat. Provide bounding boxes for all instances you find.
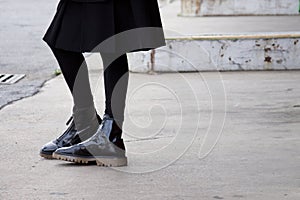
[43,0,166,53]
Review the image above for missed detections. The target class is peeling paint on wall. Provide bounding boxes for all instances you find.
[128,36,300,72]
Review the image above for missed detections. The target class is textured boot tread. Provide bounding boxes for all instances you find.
[53,153,127,167]
[40,152,54,159]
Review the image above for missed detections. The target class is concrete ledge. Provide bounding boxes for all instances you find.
[180,0,300,16]
[128,32,300,72]
[167,33,300,40]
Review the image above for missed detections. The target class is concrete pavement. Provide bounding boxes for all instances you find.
[0,68,299,199]
[160,0,300,36]
[0,1,300,199]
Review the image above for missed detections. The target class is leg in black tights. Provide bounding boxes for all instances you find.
[103,54,129,124]
[50,46,94,109]
[50,46,129,139]
[102,53,129,141]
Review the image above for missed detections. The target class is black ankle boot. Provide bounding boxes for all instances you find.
[39,110,102,159]
[53,114,127,167]
[71,106,101,144]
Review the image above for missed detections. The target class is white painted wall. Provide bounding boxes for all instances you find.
[128,36,300,72]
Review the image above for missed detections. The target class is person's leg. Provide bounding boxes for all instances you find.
[40,46,101,159]
[49,46,94,108]
[49,46,101,132]
[103,53,129,142]
[49,46,100,128]
[52,0,131,166]
[53,53,129,166]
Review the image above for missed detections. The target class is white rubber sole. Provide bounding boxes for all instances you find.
[40,152,54,159]
[53,152,127,167]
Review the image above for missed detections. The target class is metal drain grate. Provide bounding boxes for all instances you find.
[0,74,25,85]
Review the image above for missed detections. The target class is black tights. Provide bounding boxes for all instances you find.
[50,46,129,125]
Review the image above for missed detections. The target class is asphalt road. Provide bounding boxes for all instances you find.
[0,0,59,109]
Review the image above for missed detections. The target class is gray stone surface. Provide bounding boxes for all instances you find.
[0,69,299,199]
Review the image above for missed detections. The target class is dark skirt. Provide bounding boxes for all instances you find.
[43,0,166,53]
